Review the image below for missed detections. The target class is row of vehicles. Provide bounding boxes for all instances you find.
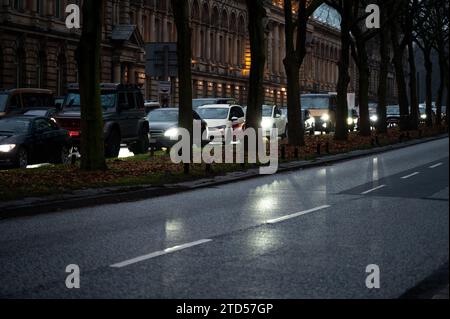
[2,85,445,169]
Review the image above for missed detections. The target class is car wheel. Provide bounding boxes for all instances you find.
[16,147,28,169]
[53,146,70,165]
[105,129,121,158]
[130,131,150,155]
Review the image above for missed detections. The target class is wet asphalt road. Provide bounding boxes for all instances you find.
[0,138,448,299]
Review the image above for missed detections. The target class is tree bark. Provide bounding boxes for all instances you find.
[422,47,433,127]
[245,0,266,132]
[335,0,352,141]
[171,0,193,172]
[407,39,419,130]
[283,0,305,146]
[377,26,389,134]
[390,20,410,131]
[352,42,371,136]
[78,0,107,171]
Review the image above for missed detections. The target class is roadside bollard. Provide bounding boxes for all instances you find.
[281,145,286,160]
[150,146,155,157]
[325,142,330,154]
[294,147,299,159]
[371,138,376,147]
[317,143,321,155]
[206,163,212,173]
[375,135,380,146]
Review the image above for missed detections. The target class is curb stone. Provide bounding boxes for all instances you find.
[0,134,448,220]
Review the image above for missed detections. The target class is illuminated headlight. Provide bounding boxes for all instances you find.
[261,118,274,129]
[353,118,358,124]
[306,117,316,125]
[0,144,16,153]
[421,114,427,119]
[164,128,179,139]
[370,115,379,122]
[347,117,354,125]
[322,123,328,128]
[321,114,330,122]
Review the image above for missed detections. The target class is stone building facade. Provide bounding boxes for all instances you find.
[0,0,396,105]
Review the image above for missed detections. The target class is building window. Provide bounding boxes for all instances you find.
[56,54,67,96]
[13,0,23,10]
[15,49,26,88]
[55,0,62,18]
[36,52,46,88]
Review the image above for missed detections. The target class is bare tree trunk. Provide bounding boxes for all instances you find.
[377,28,389,134]
[423,47,433,127]
[171,0,193,173]
[352,42,371,136]
[390,21,410,131]
[245,0,266,132]
[335,0,351,141]
[78,0,106,171]
[407,40,419,130]
[283,0,305,146]
[436,47,448,125]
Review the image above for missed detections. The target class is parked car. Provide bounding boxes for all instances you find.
[280,106,316,136]
[0,116,71,168]
[148,108,208,149]
[301,94,357,133]
[197,104,245,142]
[144,100,161,113]
[192,98,237,110]
[386,105,401,126]
[54,96,65,109]
[368,103,379,128]
[0,88,55,119]
[54,83,150,158]
[261,105,288,138]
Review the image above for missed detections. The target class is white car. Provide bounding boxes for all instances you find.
[261,105,288,137]
[197,104,246,142]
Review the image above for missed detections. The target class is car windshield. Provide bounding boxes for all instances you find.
[197,108,229,120]
[262,106,273,117]
[301,96,330,109]
[387,106,400,115]
[148,109,179,122]
[0,94,8,112]
[64,92,116,112]
[0,118,30,134]
[193,99,216,109]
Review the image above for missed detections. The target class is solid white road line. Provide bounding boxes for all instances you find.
[401,172,420,179]
[360,185,387,195]
[430,163,443,169]
[110,239,212,268]
[266,205,331,225]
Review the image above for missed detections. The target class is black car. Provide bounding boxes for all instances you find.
[148,108,208,149]
[0,116,72,168]
[55,83,150,158]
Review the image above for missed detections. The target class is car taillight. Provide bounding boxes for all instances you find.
[69,131,80,137]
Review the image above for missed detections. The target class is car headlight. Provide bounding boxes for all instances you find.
[0,144,16,153]
[321,114,330,122]
[164,128,179,139]
[421,114,427,119]
[370,115,379,122]
[261,118,274,129]
[347,117,354,125]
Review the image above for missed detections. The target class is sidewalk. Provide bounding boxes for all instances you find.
[0,134,448,220]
